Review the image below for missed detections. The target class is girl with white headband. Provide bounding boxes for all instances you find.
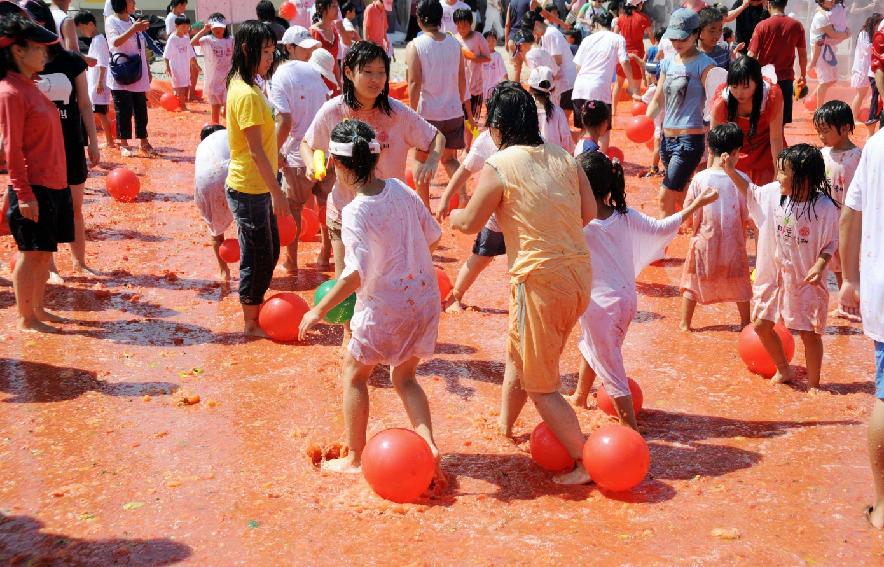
[299,120,446,486]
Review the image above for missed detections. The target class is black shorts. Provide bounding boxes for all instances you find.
[428,117,466,150]
[6,185,75,252]
[560,89,573,111]
[472,227,506,257]
[93,104,109,115]
[66,144,88,186]
[463,95,483,119]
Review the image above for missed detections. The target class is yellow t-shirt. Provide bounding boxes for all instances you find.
[225,77,278,194]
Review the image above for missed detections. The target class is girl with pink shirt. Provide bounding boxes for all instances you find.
[723,144,841,389]
[299,120,445,487]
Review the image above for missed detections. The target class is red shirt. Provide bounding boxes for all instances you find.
[618,12,651,57]
[364,1,388,48]
[872,28,884,73]
[748,14,806,82]
[311,26,339,59]
[0,71,67,201]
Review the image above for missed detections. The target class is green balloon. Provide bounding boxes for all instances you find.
[314,279,356,324]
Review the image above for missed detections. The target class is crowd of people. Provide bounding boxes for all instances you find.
[1,0,883,527]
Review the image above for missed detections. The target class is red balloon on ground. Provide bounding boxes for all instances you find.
[435,266,452,301]
[857,107,871,122]
[738,323,795,378]
[530,422,574,472]
[405,169,416,190]
[159,92,181,112]
[625,115,655,144]
[106,167,140,202]
[278,214,297,247]
[299,208,319,242]
[258,292,309,342]
[631,100,648,116]
[596,377,644,418]
[218,238,239,263]
[279,0,297,20]
[606,146,625,163]
[583,424,650,492]
[362,428,435,503]
[449,192,460,210]
[804,96,818,112]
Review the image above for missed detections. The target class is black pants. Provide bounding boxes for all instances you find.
[225,188,280,305]
[777,80,794,124]
[869,76,883,126]
[111,90,148,140]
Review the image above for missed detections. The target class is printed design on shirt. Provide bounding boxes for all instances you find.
[37,73,73,116]
[665,70,689,108]
[777,211,810,246]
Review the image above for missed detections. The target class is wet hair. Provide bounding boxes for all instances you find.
[698,6,723,31]
[453,8,473,24]
[315,0,337,19]
[0,14,42,80]
[255,0,276,21]
[167,0,187,13]
[174,14,191,26]
[594,10,614,29]
[578,151,627,215]
[484,30,498,41]
[777,144,838,217]
[654,27,665,42]
[707,122,743,156]
[417,0,443,27]
[579,100,611,131]
[207,12,230,37]
[342,41,392,115]
[227,20,276,88]
[722,27,733,41]
[485,81,544,148]
[110,0,128,13]
[341,2,355,15]
[74,11,96,26]
[330,120,379,186]
[863,13,883,39]
[530,87,555,122]
[200,124,225,141]
[813,100,854,135]
[725,55,764,139]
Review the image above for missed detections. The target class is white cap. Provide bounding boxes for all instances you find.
[527,66,555,93]
[281,25,321,48]
[626,0,644,6]
[209,17,228,29]
[309,48,338,88]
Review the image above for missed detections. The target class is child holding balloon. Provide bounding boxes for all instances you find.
[722,144,840,388]
[570,151,720,427]
[299,120,445,485]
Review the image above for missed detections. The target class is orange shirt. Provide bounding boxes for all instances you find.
[363,1,388,48]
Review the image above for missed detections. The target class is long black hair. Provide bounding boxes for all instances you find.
[485,81,544,149]
[342,41,392,115]
[863,13,883,41]
[330,120,379,186]
[167,0,187,13]
[778,144,839,218]
[315,0,337,20]
[726,55,764,140]
[226,20,275,87]
[530,88,555,122]
[578,150,627,214]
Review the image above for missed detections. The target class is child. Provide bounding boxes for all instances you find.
[573,99,610,156]
[298,120,445,486]
[340,2,361,61]
[644,27,664,86]
[455,8,491,140]
[191,13,233,125]
[813,100,862,289]
[723,144,841,389]
[570,151,720,426]
[679,123,752,331]
[529,66,574,153]
[564,29,582,56]
[75,11,114,148]
[809,0,850,108]
[193,124,233,281]
[698,6,729,70]
[482,31,507,103]
[163,14,195,110]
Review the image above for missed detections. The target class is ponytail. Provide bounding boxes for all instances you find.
[577,151,627,214]
[531,88,555,122]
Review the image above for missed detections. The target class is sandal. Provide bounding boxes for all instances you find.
[639,166,659,178]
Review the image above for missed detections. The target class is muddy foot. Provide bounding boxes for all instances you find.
[321,455,361,474]
[553,463,592,485]
[17,319,59,333]
[770,367,794,385]
[35,309,68,323]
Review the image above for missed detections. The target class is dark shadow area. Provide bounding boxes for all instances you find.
[632,310,664,323]
[298,322,345,347]
[691,323,742,333]
[598,479,677,504]
[136,191,193,203]
[648,257,684,268]
[87,226,169,243]
[269,270,329,293]
[467,306,508,315]
[71,269,222,293]
[0,513,191,565]
[434,343,478,355]
[0,288,13,310]
[63,318,248,347]
[431,254,458,264]
[825,324,864,336]
[560,372,578,393]
[43,286,179,319]
[417,359,505,399]
[647,440,761,480]
[367,364,392,388]
[0,359,179,403]
[635,281,681,298]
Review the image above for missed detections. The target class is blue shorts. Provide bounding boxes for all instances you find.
[876,341,884,400]
[660,134,706,192]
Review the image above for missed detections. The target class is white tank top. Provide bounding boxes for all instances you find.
[412,33,463,122]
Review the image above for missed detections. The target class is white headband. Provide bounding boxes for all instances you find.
[328,139,381,157]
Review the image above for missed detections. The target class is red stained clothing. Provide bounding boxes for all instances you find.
[363,1,388,48]
[311,26,340,60]
[617,12,651,58]
[0,71,67,202]
[748,14,806,82]
[712,81,783,185]
[872,29,884,74]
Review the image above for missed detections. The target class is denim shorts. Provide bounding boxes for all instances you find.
[660,134,706,192]
[225,188,280,305]
[876,341,884,400]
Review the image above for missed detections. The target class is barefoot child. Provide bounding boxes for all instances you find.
[813,100,862,289]
[809,0,850,109]
[723,144,840,388]
[482,31,507,103]
[191,13,233,125]
[194,124,233,282]
[573,99,609,155]
[680,123,752,331]
[75,11,115,148]
[529,67,574,153]
[299,120,444,482]
[454,7,490,145]
[163,14,195,110]
[571,151,720,427]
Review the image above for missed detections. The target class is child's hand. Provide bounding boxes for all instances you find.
[804,264,825,286]
[298,308,322,341]
[695,186,719,206]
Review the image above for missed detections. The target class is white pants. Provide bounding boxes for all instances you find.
[484,6,504,37]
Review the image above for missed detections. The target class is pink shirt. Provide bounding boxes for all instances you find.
[305,96,437,222]
[458,31,491,97]
[363,1,388,48]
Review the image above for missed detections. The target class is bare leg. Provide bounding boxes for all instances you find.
[753,318,793,384]
[851,86,870,119]
[242,303,265,337]
[174,87,188,111]
[189,59,200,101]
[867,398,884,529]
[210,103,221,125]
[211,234,230,282]
[96,113,116,147]
[332,237,345,279]
[680,295,696,331]
[569,357,596,409]
[658,186,686,218]
[14,252,58,332]
[816,81,834,109]
[737,301,751,327]
[527,390,591,485]
[316,219,332,268]
[283,199,303,275]
[835,271,843,288]
[611,395,639,431]
[69,182,96,274]
[499,356,528,437]
[447,254,493,311]
[322,351,373,473]
[611,78,622,115]
[800,331,823,390]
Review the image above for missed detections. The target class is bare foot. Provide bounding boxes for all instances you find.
[47,271,64,285]
[678,322,691,332]
[321,454,361,474]
[17,319,59,333]
[567,394,590,409]
[808,386,824,396]
[497,418,514,438]
[218,266,230,282]
[244,323,267,338]
[770,367,794,385]
[282,260,299,276]
[866,505,884,529]
[34,309,67,323]
[72,264,100,276]
[553,463,592,485]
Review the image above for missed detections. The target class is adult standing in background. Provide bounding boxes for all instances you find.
[49,0,77,52]
[612,0,650,113]
[531,10,576,111]
[730,0,768,53]
[257,0,287,41]
[505,0,535,80]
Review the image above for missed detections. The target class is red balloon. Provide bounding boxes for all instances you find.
[858,107,871,123]
[362,428,435,503]
[583,424,650,492]
[804,96,818,112]
[449,192,460,210]
[277,214,297,247]
[405,168,416,190]
[530,422,574,472]
[625,115,655,144]
[258,292,309,341]
[435,266,452,302]
[606,146,625,163]
[630,100,648,116]
[279,0,297,20]
[106,167,140,202]
[159,92,181,112]
[299,207,319,242]
[218,238,240,263]
[596,377,643,418]
[738,323,795,378]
